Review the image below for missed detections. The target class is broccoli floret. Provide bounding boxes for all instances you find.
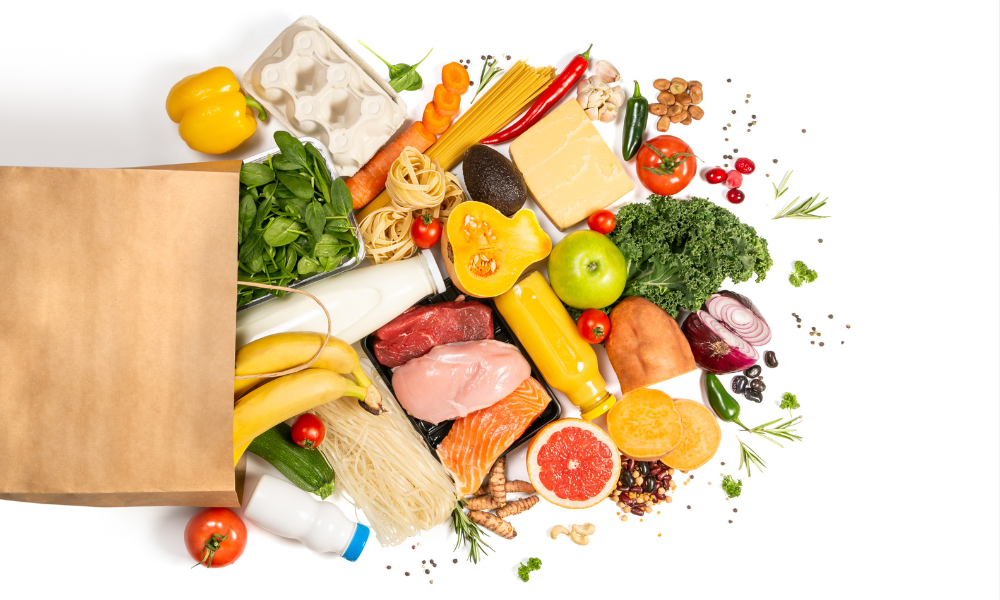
[721,475,742,498]
[780,392,801,416]
[789,273,803,287]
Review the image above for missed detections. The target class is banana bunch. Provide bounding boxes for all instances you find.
[233,332,384,466]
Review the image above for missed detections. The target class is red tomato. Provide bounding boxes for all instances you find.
[587,210,616,234]
[291,413,325,449]
[577,309,611,344]
[635,136,697,196]
[411,213,442,249]
[184,508,247,568]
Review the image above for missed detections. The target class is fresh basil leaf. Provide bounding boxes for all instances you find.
[271,154,302,171]
[240,163,275,187]
[273,132,308,170]
[238,194,256,244]
[238,229,265,264]
[329,178,353,215]
[297,256,322,275]
[263,217,303,247]
[304,200,326,244]
[276,172,315,200]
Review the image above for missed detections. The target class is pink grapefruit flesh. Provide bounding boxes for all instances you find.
[526,419,620,509]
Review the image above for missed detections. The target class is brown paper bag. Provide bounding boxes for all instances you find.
[0,161,244,507]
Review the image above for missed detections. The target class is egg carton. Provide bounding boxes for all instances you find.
[242,16,407,177]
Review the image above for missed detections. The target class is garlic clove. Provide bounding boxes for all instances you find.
[595,60,621,84]
[598,105,618,123]
[583,106,600,121]
[610,86,627,108]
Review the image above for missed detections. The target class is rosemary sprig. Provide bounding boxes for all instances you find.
[737,437,765,477]
[451,500,493,563]
[738,415,804,447]
[472,56,504,103]
[771,171,831,220]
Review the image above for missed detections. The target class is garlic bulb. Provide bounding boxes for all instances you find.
[576,76,625,122]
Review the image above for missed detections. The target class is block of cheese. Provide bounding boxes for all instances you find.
[509,101,634,230]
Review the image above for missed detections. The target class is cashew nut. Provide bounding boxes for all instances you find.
[550,525,570,540]
[569,530,590,545]
[572,523,597,536]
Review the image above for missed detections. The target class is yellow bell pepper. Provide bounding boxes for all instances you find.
[166,66,266,154]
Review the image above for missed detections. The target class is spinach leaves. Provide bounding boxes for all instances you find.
[358,41,433,92]
[236,132,360,307]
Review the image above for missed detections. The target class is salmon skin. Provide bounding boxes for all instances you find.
[437,376,551,496]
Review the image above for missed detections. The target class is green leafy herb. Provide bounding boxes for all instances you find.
[472,56,504,103]
[721,475,742,498]
[739,416,804,447]
[772,173,830,220]
[236,132,360,307]
[737,437,765,477]
[780,392,800,416]
[451,500,493,564]
[517,557,542,582]
[789,261,818,287]
[605,196,773,317]
[358,41,432,92]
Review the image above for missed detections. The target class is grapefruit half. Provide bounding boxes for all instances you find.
[526,419,620,509]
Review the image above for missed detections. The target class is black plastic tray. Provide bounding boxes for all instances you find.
[361,279,562,460]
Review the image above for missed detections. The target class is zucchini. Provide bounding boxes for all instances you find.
[248,423,335,499]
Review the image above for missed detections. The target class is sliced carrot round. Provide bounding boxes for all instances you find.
[422,102,451,135]
[433,84,461,117]
[442,62,470,95]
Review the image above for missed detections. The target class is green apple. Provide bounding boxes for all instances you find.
[547,231,627,309]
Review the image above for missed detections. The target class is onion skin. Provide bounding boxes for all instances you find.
[681,310,758,374]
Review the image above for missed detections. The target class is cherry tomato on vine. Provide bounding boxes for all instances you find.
[291,413,325,449]
[587,210,616,234]
[577,309,611,344]
[635,136,698,196]
[184,508,247,568]
[411,213,441,249]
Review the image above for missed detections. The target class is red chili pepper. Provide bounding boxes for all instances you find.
[480,44,592,145]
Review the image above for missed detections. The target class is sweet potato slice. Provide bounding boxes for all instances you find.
[606,388,683,461]
[662,399,722,471]
[605,297,696,394]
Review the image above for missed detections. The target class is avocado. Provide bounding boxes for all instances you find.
[462,144,527,217]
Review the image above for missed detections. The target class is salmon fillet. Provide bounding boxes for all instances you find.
[438,376,551,496]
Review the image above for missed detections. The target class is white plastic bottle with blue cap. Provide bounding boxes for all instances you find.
[244,474,370,561]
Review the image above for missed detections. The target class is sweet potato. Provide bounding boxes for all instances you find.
[606,388,683,461]
[662,399,721,470]
[605,296,697,393]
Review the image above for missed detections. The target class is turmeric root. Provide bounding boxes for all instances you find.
[471,481,488,497]
[488,457,507,506]
[504,480,535,494]
[465,495,504,511]
[468,510,516,540]
[495,495,539,519]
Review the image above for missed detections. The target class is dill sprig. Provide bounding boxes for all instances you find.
[451,500,493,563]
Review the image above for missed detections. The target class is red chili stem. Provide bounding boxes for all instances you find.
[480,44,593,145]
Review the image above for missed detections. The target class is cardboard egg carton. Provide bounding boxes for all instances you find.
[243,16,407,177]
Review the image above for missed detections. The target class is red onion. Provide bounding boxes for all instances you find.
[682,310,759,374]
[706,293,772,346]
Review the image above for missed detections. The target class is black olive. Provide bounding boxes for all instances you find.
[644,477,656,494]
[743,388,763,403]
[731,376,748,394]
[620,470,635,487]
[744,365,762,378]
[751,378,766,393]
[637,461,650,477]
[764,350,778,368]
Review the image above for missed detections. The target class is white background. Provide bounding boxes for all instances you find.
[1,1,997,598]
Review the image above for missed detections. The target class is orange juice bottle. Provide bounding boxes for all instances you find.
[494,271,615,420]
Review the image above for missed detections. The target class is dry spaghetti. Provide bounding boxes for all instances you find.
[358,147,463,264]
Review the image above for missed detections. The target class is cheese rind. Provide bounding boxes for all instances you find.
[510,101,633,230]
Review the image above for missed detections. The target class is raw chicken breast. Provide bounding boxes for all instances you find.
[391,340,531,424]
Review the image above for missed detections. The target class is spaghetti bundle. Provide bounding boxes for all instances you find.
[313,378,457,547]
[357,61,556,223]
[358,147,464,264]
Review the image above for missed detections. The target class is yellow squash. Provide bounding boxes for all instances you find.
[233,368,368,465]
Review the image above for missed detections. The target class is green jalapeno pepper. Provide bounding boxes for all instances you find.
[705,373,748,429]
[622,81,648,161]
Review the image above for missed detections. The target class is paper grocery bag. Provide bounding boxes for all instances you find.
[0,162,244,507]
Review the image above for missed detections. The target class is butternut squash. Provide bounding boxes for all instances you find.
[441,201,551,297]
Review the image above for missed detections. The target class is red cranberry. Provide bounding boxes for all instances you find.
[727,188,745,204]
[735,157,756,174]
[726,170,743,189]
[705,167,726,184]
